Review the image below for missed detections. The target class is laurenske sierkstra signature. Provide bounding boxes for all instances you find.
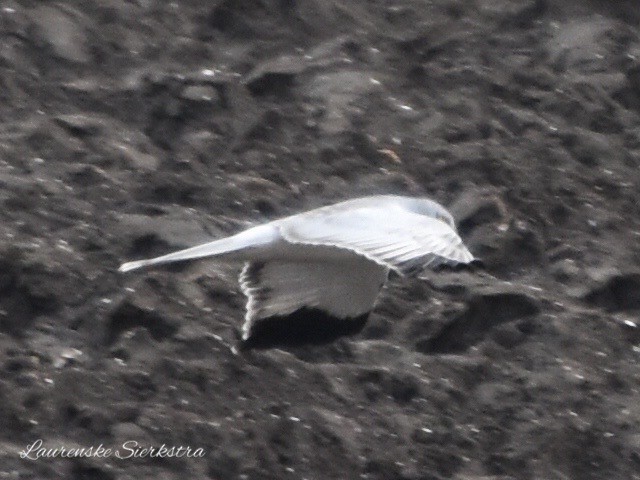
[20,439,206,460]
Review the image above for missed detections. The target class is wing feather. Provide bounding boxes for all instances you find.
[239,257,388,340]
[278,204,474,276]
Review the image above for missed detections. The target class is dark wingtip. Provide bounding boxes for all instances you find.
[469,258,485,270]
[238,308,370,350]
[433,258,485,273]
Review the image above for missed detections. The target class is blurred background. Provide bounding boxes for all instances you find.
[0,1,639,479]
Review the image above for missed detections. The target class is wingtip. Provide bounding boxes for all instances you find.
[118,261,141,273]
[469,258,485,270]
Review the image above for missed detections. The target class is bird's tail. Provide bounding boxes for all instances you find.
[118,224,278,273]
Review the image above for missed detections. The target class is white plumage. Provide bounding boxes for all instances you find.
[119,195,476,345]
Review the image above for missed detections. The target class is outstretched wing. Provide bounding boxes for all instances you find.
[278,204,474,276]
[239,255,388,341]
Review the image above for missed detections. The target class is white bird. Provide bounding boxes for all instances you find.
[119,195,476,348]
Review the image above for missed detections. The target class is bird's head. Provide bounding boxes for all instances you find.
[401,197,457,230]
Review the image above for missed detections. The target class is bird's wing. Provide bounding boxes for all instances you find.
[118,223,280,272]
[239,255,388,340]
[278,204,474,276]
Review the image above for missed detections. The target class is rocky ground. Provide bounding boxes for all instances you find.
[1,0,640,479]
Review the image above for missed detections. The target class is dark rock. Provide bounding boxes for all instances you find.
[449,190,507,237]
[118,211,212,258]
[0,380,31,434]
[29,6,90,63]
[583,272,640,311]
[119,369,157,401]
[356,367,420,404]
[54,113,105,136]
[106,298,179,345]
[565,127,618,166]
[301,70,380,135]
[0,254,61,335]
[551,258,582,283]
[69,461,115,480]
[113,143,160,171]
[490,323,527,349]
[208,448,243,479]
[420,288,540,353]
[244,54,305,96]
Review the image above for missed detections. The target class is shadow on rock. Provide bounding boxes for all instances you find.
[417,288,540,354]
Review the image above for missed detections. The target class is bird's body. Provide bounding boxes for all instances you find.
[119,195,476,347]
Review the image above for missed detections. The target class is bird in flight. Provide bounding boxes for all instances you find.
[119,195,476,348]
